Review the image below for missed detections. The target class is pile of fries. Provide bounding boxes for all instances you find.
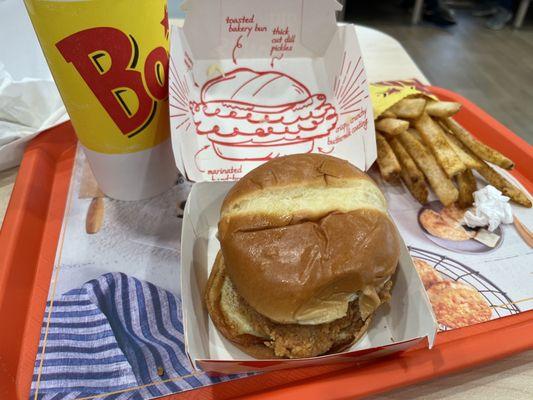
[375,97,532,208]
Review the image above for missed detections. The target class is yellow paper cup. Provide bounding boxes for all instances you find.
[24,0,177,200]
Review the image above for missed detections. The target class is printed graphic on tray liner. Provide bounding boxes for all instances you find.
[409,247,520,331]
[29,148,532,399]
[418,202,503,253]
[170,53,369,165]
[369,164,531,332]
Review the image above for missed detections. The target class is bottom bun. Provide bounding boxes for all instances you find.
[205,252,392,359]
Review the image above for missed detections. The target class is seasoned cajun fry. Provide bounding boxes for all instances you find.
[399,167,428,204]
[380,110,397,118]
[376,132,401,182]
[398,130,459,206]
[389,137,425,185]
[425,101,461,118]
[408,128,422,141]
[456,169,477,208]
[389,98,427,119]
[467,153,532,207]
[389,137,428,204]
[440,125,483,169]
[414,113,466,177]
[442,117,514,169]
[375,118,409,136]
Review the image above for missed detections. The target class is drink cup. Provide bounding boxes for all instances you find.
[24,0,178,200]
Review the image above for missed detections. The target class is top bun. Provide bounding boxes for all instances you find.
[218,154,400,325]
[201,68,310,107]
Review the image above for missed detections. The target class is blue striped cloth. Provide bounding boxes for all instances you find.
[31,272,239,400]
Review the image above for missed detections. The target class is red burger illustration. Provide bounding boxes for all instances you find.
[190,68,338,161]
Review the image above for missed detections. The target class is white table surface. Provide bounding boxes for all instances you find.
[1,18,532,400]
[354,25,429,84]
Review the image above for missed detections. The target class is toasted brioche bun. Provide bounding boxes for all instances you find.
[205,252,375,359]
[218,154,400,325]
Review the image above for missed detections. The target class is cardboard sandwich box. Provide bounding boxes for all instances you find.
[170,0,438,374]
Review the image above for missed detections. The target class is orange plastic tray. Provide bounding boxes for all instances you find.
[1,86,532,400]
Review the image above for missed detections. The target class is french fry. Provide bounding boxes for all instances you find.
[389,137,428,204]
[376,132,401,182]
[425,101,461,118]
[456,169,477,208]
[414,113,466,177]
[375,118,409,136]
[389,98,427,119]
[399,167,428,205]
[398,130,459,206]
[441,126,483,169]
[380,110,397,118]
[442,117,514,169]
[408,128,423,141]
[470,155,532,207]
